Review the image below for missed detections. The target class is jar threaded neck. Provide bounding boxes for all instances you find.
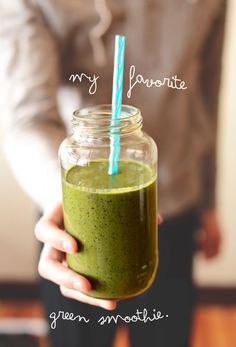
[72,104,142,141]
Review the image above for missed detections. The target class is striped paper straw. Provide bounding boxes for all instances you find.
[108,35,126,175]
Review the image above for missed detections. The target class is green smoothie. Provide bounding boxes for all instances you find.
[62,160,158,299]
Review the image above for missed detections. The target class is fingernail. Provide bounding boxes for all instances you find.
[73,281,91,293]
[101,302,117,310]
[62,241,73,253]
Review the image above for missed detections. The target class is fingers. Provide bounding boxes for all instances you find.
[202,235,221,259]
[35,204,78,253]
[157,214,163,225]
[60,286,117,311]
[35,219,78,253]
[38,244,116,310]
[38,244,91,293]
[199,239,214,259]
[198,228,221,259]
[199,211,222,259]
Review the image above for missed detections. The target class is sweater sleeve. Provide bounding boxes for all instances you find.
[0,0,67,211]
[199,1,226,209]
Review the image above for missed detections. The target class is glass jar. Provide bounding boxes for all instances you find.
[59,104,158,299]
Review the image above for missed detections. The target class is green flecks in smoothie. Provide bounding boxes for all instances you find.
[62,160,158,299]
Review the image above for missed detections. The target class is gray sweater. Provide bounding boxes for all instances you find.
[0,0,226,217]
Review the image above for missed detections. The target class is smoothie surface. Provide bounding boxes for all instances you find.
[65,159,155,192]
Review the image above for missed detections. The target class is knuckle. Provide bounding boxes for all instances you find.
[37,258,47,278]
[60,286,69,298]
[34,220,43,240]
[63,271,75,287]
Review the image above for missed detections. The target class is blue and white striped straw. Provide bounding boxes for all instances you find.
[108,35,126,175]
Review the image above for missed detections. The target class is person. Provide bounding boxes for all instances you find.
[0,0,225,346]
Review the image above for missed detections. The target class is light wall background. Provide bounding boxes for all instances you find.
[194,0,236,287]
[0,0,236,286]
[0,138,36,281]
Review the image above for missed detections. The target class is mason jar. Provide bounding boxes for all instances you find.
[59,104,158,299]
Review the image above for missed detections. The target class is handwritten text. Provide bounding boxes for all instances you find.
[49,308,168,329]
[127,65,187,98]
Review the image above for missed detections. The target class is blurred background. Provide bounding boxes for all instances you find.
[0,1,236,347]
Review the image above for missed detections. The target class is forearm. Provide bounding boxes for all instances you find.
[3,119,66,211]
[0,1,66,210]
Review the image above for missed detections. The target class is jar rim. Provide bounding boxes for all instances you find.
[73,104,140,121]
